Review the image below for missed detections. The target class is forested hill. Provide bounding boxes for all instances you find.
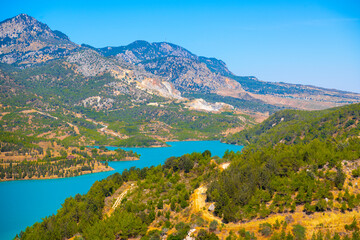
[205,100,360,239]
[224,103,360,146]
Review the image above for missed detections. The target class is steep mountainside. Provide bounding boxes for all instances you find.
[98,40,242,93]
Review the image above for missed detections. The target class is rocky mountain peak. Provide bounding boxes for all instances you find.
[127,40,151,48]
[0,14,76,64]
[152,42,196,59]
[198,56,232,76]
[0,13,68,41]
[99,40,196,61]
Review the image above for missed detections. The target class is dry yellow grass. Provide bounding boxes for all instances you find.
[66,122,80,135]
[189,185,360,239]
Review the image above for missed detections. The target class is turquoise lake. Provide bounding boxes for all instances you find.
[0,141,243,240]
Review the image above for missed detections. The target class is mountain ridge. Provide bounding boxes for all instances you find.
[0,13,359,113]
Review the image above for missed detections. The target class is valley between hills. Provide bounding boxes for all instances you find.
[1,13,360,240]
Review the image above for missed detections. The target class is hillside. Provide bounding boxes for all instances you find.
[205,103,360,239]
[224,103,360,146]
[16,102,360,240]
[0,117,140,181]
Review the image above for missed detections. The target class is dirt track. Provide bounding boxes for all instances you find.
[190,185,360,239]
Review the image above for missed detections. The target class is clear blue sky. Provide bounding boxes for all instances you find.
[2,0,360,93]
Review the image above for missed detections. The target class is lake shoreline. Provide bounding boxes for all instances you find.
[0,166,114,182]
[108,156,140,161]
[99,138,218,149]
[0,139,235,183]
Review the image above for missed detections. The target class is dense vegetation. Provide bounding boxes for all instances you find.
[14,103,360,239]
[224,103,360,146]
[0,126,139,180]
[208,137,360,222]
[0,157,100,180]
[17,150,218,240]
[91,146,140,161]
[206,103,360,237]
[16,145,360,239]
[0,130,43,155]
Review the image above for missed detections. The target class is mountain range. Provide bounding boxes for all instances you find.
[1,13,359,115]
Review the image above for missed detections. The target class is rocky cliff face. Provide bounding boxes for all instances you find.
[0,14,77,65]
[198,57,232,76]
[139,56,241,93]
[67,48,182,100]
[67,49,125,77]
[98,40,242,93]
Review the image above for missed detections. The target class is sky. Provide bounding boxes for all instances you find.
[1,0,360,93]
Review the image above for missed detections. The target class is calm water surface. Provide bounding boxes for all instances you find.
[0,141,242,240]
